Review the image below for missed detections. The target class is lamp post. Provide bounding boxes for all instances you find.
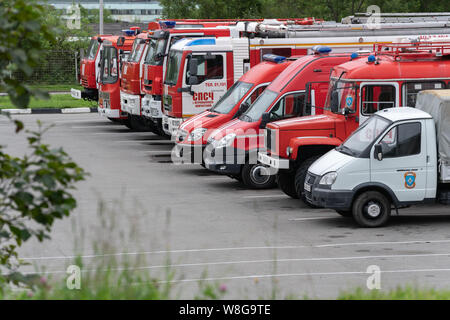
[99,0,104,34]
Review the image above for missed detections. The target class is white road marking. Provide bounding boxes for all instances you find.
[156,267,450,284]
[21,239,450,261]
[15,252,450,276]
[243,194,287,199]
[288,217,337,221]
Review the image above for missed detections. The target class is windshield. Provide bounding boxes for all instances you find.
[324,79,357,114]
[100,46,118,84]
[164,50,183,86]
[210,81,253,114]
[338,115,390,156]
[240,90,278,122]
[145,38,167,66]
[129,39,146,63]
[87,39,99,60]
[144,39,156,64]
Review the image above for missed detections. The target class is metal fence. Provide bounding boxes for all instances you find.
[12,50,79,85]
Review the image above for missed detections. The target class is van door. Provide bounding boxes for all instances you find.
[370,120,427,202]
[182,53,228,117]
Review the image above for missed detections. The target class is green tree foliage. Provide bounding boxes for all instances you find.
[160,0,449,20]
[0,0,88,290]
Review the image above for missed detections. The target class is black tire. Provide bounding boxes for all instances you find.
[128,115,151,132]
[294,156,321,205]
[335,210,352,217]
[277,171,298,199]
[241,163,276,189]
[352,191,391,227]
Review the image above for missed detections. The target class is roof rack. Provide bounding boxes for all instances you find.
[343,12,450,24]
[373,42,450,60]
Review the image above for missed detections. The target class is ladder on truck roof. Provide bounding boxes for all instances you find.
[374,42,450,60]
[344,12,450,24]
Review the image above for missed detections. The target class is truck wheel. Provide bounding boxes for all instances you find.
[241,164,276,189]
[335,210,352,217]
[277,171,298,199]
[129,115,150,132]
[294,156,321,205]
[352,191,391,227]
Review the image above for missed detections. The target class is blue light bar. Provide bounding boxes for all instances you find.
[350,52,358,60]
[262,54,286,63]
[159,21,176,29]
[122,29,135,36]
[187,38,216,46]
[368,55,376,63]
[312,45,332,54]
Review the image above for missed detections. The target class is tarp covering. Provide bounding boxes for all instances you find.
[415,90,450,181]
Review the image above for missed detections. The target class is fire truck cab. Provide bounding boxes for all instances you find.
[204,49,354,189]
[97,33,136,122]
[71,35,111,101]
[258,42,450,202]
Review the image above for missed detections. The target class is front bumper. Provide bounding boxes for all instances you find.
[173,143,206,164]
[203,146,247,175]
[120,91,141,115]
[98,105,120,118]
[142,96,163,120]
[258,152,289,169]
[162,115,184,137]
[305,172,354,210]
[72,88,98,101]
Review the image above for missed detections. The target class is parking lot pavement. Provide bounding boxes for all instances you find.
[2,113,450,298]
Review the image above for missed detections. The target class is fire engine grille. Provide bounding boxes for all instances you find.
[265,128,277,154]
[304,172,319,202]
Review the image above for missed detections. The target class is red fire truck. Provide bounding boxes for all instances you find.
[97,34,137,123]
[71,34,111,101]
[173,54,296,164]
[203,48,356,188]
[258,42,450,202]
[140,19,319,134]
[161,21,450,138]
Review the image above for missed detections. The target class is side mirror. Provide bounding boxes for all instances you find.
[119,49,124,55]
[374,143,383,161]
[330,90,339,113]
[187,76,199,85]
[155,52,165,61]
[189,58,198,76]
[234,102,250,118]
[260,112,270,129]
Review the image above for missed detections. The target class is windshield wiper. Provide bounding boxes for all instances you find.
[336,145,355,156]
[239,114,252,122]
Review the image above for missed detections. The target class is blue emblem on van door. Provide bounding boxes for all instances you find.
[404,172,416,189]
[346,96,353,107]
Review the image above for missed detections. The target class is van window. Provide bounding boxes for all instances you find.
[361,85,396,115]
[269,92,305,120]
[186,54,223,84]
[402,82,446,107]
[380,122,421,158]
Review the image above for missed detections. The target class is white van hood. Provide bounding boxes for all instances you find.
[308,149,354,176]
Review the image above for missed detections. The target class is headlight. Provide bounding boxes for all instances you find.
[214,133,236,148]
[187,128,207,141]
[319,172,337,185]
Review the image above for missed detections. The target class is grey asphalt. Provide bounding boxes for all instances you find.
[1,113,450,299]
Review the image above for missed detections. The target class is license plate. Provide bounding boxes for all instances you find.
[71,89,82,99]
[304,183,311,192]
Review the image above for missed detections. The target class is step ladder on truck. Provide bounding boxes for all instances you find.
[258,42,450,201]
[305,89,450,227]
[161,17,450,139]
